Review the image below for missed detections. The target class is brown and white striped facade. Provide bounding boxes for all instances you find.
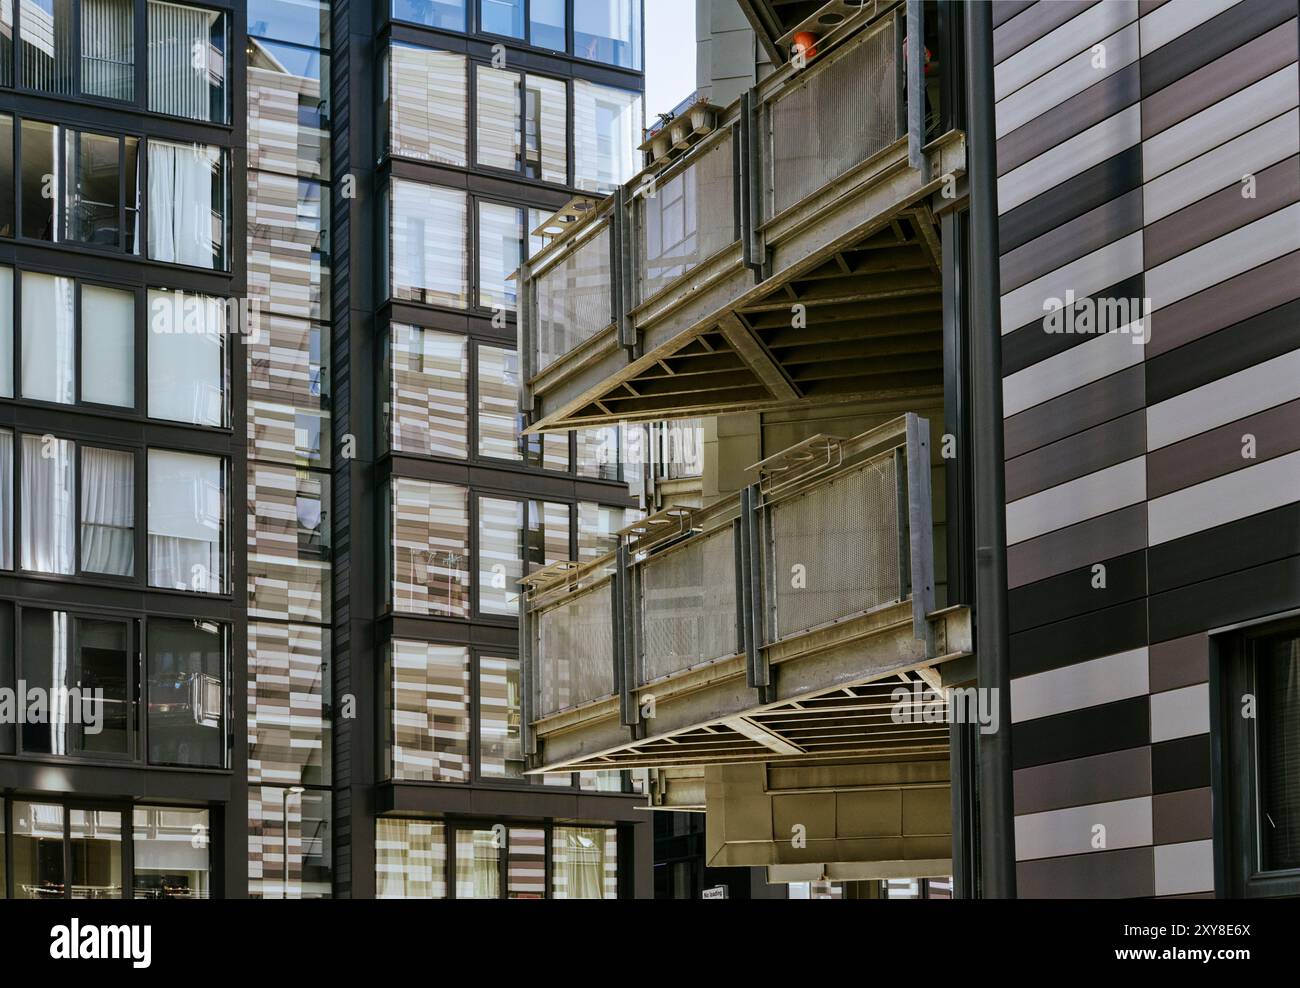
[990,0,1300,897]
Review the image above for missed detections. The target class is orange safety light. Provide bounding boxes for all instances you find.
[793,31,818,61]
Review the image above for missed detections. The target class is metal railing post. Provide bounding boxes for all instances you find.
[906,0,929,181]
[905,413,935,652]
[519,586,537,759]
[517,257,534,415]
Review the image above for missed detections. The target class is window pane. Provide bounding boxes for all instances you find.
[146,618,226,767]
[133,807,211,899]
[376,819,446,899]
[249,622,330,788]
[19,609,70,752]
[247,314,331,467]
[75,619,130,754]
[81,447,135,576]
[0,115,13,237]
[0,267,10,399]
[248,172,330,321]
[147,140,227,269]
[525,75,567,183]
[19,120,56,240]
[578,501,631,564]
[147,289,225,426]
[477,344,522,462]
[528,500,570,572]
[148,1,227,122]
[575,0,641,69]
[70,809,123,899]
[530,0,565,51]
[392,0,466,32]
[479,655,523,779]
[248,464,331,623]
[248,786,332,898]
[388,324,468,458]
[21,272,74,404]
[390,478,470,617]
[574,81,642,193]
[478,201,523,311]
[21,434,75,574]
[478,497,522,617]
[476,65,520,171]
[1259,632,1300,872]
[389,640,470,782]
[390,44,466,166]
[248,38,330,180]
[390,180,467,307]
[578,425,623,481]
[508,828,545,898]
[12,802,64,899]
[551,826,618,898]
[0,3,12,87]
[455,829,501,898]
[82,0,134,100]
[20,0,74,94]
[65,131,122,246]
[248,0,330,48]
[0,430,11,570]
[81,286,135,407]
[481,0,522,38]
[147,449,225,593]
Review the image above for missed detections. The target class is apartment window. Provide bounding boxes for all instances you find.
[0,114,14,237]
[478,497,522,617]
[19,120,56,240]
[480,0,523,38]
[530,0,565,51]
[455,828,501,898]
[479,654,523,779]
[477,201,523,311]
[12,802,64,899]
[147,140,228,269]
[246,314,331,467]
[148,1,228,123]
[389,180,468,308]
[20,272,75,404]
[81,285,135,407]
[376,819,447,899]
[1,4,12,87]
[147,288,226,427]
[81,0,135,100]
[392,0,467,32]
[573,80,642,193]
[64,129,133,248]
[387,44,467,166]
[551,826,618,898]
[70,807,126,897]
[0,430,12,570]
[386,324,468,458]
[387,640,471,782]
[476,343,568,470]
[0,266,10,398]
[249,0,330,46]
[525,74,567,183]
[146,618,227,768]
[578,501,632,563]
[80,446,135,577]
[147,449,226,594]
[248,785,332,897]
[248,465,332,624]
[1220,619,1300,896]
[575,0,641,69]
[248,36,331,180]
[21,434,75,575]
[248,622,331,787]
[19,0,74,94]
[476,65,520,172]
[132,807,211,899]
[248,171,331,322]
[389,477,470,617]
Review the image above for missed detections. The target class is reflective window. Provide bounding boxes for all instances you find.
[80,447,135,577]
[147,289,226,427]
[578,501,632,564]
[21,434,75,575]
[20,0,74,94]
[248,172,330,321]
[81,286,135,408]
[478,201,523,311]
[81,0,135,100]
[479,655,523,779]
[247,314,331,467]
[478,497,522,617]
[248,38,331,180]
[148,1,228,122]
[248,465,332,623]
[388,44,466,166]
[476,65,520,172]
[64,130,121,246]
[530,0,566,51]
[147,449,226,594]
[133,807,212,899]
[389,180,468,308]
[477,343,568,469]
[455,829,501,898]
[386,324,468,458]
[70,809,124,899]
[0,430,11,570]
[525,74,567,183]
[388,640,471,782]
[12,802,64,899]
[20,272,75,404]
[508,828,546,898]
[390,478,470,617]
[574,81,642,193]
[392,0,467,32]
[248,622,330,788]
[376,819,447,899]
[575,0,641,69]
[248,786,332,897]
[0,115,12,237]
[146,618,227,768]
[147,140,228,269]
[552,826,618,898]
[19,120,56,239]
[480,0,523,38]
[248,0,331,48]
[0,5,12,87]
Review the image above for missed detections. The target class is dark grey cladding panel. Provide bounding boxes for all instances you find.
[1148,634,1209,694]
[1014,745,1152,816]
[1000,189,1144,292]
[1148,554,1300,644]
[1140,0,1297,98]
[1007,503,1147,589]
[997,61,1141,176]
[992,1,1038,30]
[1012,695,1150,770]
[1017,845,1155,898]
[993,1,1100,64]
[1152,734,1211,794]
[1005,409,1146,502]
[1153,787,1213,845]
[1010,597,1147,679]
[1001,272,1145,376]
[1003,364,1145,460]
[1008,548,1148,635]
[1148,503,1300,597]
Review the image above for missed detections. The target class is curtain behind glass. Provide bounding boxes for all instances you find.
[376,819,445,899]
[21,435,75,574]
[147,141,219,268]
[81,285,135,407]
[81,447,134,576]
[454,830,500,898]
[147,449,223,592]
[551,827,614,899]
[81,0,134,100]
[0,430,12,569]
[21,272,75,404]
[0,266,13,397]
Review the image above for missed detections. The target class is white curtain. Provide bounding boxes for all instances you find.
[21,435,75,575]
[80,447,134,576]
[0,430,12,570]
[147,289,224,426]
[454,831,501,899]
[80,285,134,407]
[552,828,610,899]
[0,265,13,398]
[147,0,215,120]
[148,449,223,592]
[147,140,218,268]
[21,272,75,404]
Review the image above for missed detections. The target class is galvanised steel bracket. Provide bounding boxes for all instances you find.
[614,542,641,731]
[906,0,930,183]
[738,92,765,277]
[739,483,773,701]
[905,412,936,654]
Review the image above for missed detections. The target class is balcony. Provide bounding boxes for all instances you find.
[519,413,972,775]
[518,3,965,431]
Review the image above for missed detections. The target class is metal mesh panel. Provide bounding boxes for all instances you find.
[536,582,615,716]
[636,131,737,301]
[770,455,901,640]
[534,223,613,373]
[767,20,897,217]
[640,526,738,682]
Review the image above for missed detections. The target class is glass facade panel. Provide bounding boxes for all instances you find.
[147,449,225,593]
[20,0,74,94]
[80,446,135,576]
[389,640,471,782]
[147,140,227,269]
[70,809,123,899]
[133,807,212,899]
[248,38,330,180]
[248,464,331,623]
[480,0,523,38]
[530,0,566,51]
[390,180,468,308]
[390,478,470,617]
[476,65,521,172]
[478,200,523,311]
[248,171,330,321]
[387,324,468,458]
[248,786,332,898]
[148,1,227,123]
[247,314,330,467]
[477,344,523,462]
[80,285,135,408]
[21,272,75,404]
[21,434,75,575]
[376,819,447,898]
[508,827,545,898]
[455,828,501,898]
[12,802,64,899]
[146,618,226,768]
[147,289,226,427]
[552,826,618,898]
[574,81,642,194]
[0,117,10,238]
[248,622,330,788]
[479,654,523,779]
[389,44,466,166]
[0,266,9,399]
[64,130,123,247]
[392,0,466,32]
[575,0,641,69]
[19,120,56,240]
[81,0,134,100]
[525,74,567,183]
[478,497,522,617]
